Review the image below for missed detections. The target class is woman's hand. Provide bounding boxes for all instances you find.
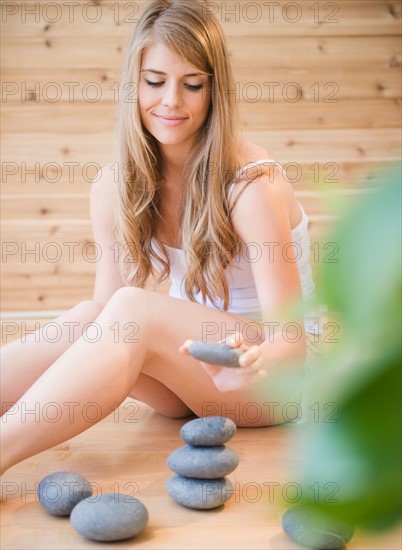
[179,332,267,393]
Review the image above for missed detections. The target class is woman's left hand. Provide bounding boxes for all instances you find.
[179,332,267,393]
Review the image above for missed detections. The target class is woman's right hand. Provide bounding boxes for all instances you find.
[179,332,267,393]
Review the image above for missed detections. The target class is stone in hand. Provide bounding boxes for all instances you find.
[167,475,234,509]
[282,504,355,549]
[168,444,239,479]
[37,471,93,516]
[180,416,237,446]
[188,341,244,368]
[70,493,148,542]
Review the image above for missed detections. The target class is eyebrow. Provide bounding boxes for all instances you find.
[141,69,208,77]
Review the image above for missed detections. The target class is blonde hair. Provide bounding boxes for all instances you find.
[113,0,246,310]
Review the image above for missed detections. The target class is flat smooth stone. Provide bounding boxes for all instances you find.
[168,444,239,478]
[70,493,148,542]
[188,341,244,368]
[180,416,237,446]
[167,475,234,509]
[282,504,355,549]
[37,472,93,516]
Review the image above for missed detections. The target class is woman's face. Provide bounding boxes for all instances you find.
[138,42,212,150]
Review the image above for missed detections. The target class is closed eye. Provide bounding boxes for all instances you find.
[145,80,204,92]
[185,84,204,92]
[145,79,163,88]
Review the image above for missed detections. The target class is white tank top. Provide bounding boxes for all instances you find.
[151,160,320,334]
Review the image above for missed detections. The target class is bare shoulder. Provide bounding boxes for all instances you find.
[231,140,301,228]
[234,137,271,169]
[233,137,283,189]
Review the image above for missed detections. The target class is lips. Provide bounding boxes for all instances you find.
[154,114,188,127]
[154,114,188,120]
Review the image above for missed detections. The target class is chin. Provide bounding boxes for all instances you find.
[150,129,194,145]
[154,136,187,146]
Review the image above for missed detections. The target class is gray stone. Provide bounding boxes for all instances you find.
[167,444,239,478]
[37,471,93,516]
[167,475,234,509]
[180,416,237,446]
[70,493,148,542]
[282,504,355,549]
[188,341,244,368]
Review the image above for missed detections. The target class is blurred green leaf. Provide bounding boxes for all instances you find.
[298,167,401,532]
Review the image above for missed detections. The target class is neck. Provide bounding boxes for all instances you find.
[159,141,194,182]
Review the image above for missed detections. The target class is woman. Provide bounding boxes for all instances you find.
[1,0,320,475]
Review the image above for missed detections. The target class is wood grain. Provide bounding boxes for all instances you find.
[1,0,401,313]
[2,36,401,69]
[1,399,401,549]
[1,1,401,37]
[2,67,400,101]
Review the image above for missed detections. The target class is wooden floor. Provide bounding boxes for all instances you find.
[1,400,400,550]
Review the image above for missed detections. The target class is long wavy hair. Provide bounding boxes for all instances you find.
[113,0,249,310]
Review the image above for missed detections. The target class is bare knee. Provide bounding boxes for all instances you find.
[105,287,153,319]
[109,286,149,304]
[71,300,106,322]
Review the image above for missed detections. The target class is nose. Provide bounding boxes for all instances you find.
[161,82,183,108]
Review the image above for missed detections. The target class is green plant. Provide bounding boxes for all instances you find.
[299,166,401,531]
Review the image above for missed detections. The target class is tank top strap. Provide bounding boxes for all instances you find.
[228,159,287,201]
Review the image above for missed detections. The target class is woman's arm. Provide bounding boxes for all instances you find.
[90,164,126,303]
[180,165,308,393]
[229,164,307,363]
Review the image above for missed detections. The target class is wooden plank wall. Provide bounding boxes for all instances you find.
[1,1,401,337]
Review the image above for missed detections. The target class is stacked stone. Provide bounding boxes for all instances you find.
[166,416,239,510]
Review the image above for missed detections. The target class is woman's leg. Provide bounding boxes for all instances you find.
[128,374,194,418]
[0,300,105,414]
[1,287,300,475]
